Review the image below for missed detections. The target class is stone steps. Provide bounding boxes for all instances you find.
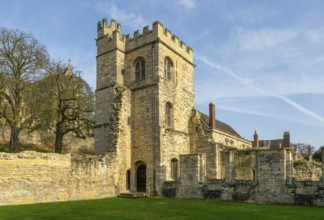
[118,192,147,198]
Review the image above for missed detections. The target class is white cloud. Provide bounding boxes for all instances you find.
[196,55,324,125]
[225,7,277,24]
[307,29,323,43]
[236,28,298,51]
[94,2,147,30]
[259,72,324,96]
[175,0,196,10]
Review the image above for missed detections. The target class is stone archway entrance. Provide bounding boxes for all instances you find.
[136,164,146,192]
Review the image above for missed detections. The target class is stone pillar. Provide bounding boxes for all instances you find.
[215,144,221,179]
[225,150,234,184]
[209,103,216,129]
[178,154,205,198]
[286,150,293,185]
[198,154,206,183]
[253,131,259,148]
[254,150,259,183]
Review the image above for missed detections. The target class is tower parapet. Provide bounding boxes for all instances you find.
[97,18,121,38]
[97,19,193,63]
[96,19,126,56]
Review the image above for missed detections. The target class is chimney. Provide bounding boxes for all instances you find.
[253,131,259,148]
[283,131,290,148]
[307,145,312,155]
[209,103,216,129]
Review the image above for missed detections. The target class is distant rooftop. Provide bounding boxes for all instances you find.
[200,112,241,138]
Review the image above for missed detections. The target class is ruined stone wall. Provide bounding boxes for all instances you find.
[177,154,205,199]
[293,161,322,181]
[189,111,251,150]
[0,151,117,206]
[219,151,226,179]
[165,149,324,206]
[254,149,292,203]
[188,137,218,179]
[114,86,132,193]
[95,50,119,154]
[189,111,252,180]
[234,150,255,180]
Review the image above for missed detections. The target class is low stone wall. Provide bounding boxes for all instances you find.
[167,150,324,206]
[162,181,178,198]
[0,151,116,206]
[293,161,322,181]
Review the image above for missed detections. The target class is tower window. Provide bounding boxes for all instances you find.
[171,158,178,180]
[164,58,173,80]
[135,58,145,81]
[166,102,172,128]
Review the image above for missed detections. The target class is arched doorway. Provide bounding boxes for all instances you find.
[137,164,146,192]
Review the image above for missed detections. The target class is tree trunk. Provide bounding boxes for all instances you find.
[9,126,20,153]
[54,124,63,153]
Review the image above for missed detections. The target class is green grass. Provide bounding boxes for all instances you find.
[0,197,323,220]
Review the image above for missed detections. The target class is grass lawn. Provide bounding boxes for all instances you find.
[0,197,323,220]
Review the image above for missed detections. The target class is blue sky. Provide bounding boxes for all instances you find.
[1,0,324,148]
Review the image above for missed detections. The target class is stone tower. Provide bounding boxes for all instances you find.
[95,19,195,195]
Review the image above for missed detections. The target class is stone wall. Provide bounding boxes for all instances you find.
[293,160,322,181]
[177,154,205,199]
[0,151,116,206]
[254,149,292,203]
[165,149,324,206]
[234,150,255,180]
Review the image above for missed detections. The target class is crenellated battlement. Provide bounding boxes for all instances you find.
[97,19,193,62]
[97,18,121,38]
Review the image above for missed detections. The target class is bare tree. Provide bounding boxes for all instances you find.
[313,146,323,162]
[31,62,94,153]
[0,27,48,152]
[294,143,315,159]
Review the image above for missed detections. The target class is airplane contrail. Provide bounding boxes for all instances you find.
[197,55,324,124]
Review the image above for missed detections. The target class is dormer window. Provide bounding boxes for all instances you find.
[135,58,145,81]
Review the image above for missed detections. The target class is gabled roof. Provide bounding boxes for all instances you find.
[199,112,241,138]
[258,139,294,149]
[259,139,283,149]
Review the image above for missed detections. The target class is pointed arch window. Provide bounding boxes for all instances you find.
[166,102,173,128]
[164,57,173,80]
[171,158,178,180]
[135,58,145,81]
